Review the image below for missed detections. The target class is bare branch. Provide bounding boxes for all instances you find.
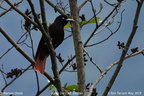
[84,4,120,47]
[0,31,28,59]
[28,31,35,58]
[4,0,39,28]
[89,0,98,27]
[83,49,102,73]
[0,0,23,17]
[0,27,57,94]
[35,55,76,96]
[35,82,52,96]
[59,55,76,74]
[78,0,89,12]
[1,65,31,92]
[0,27,35,64]
[88,47,144,96]
[85,9,124,47]
[136,0,140,4]
[104,0,120,6]
[0,64,7,85]
[35,71,40,93]
[102,1,143,95]
[1,0,143,95]
[45,0,66,15]
[69,0,86,96]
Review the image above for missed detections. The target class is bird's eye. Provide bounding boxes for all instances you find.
[62,17,65,19]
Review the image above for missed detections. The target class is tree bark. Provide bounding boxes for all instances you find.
[69,0,86,96]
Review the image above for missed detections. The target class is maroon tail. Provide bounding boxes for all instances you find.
[34,48,48,74]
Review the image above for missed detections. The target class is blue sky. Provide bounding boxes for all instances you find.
[0,0,144,96]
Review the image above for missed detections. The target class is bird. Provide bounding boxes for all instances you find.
[34,15,74,74]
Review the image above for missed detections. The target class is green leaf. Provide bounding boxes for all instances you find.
[47,80,56,91]
[64,17,100,28]
[64,84,79,92]
[48,84,56,91]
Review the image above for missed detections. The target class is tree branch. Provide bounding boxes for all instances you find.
[102,0,143,96]
[0,27,35,63]
[27,0,65,95]
[0,0,23,17]
[0,27,55,93]
[1,65,31,92]
[45,0,66,15]
[4,0,38,28]
[85,9,124,47]
[84,4,120,47]
[88,47,144,96]
[78,0,89,12]
[69,0,86,96]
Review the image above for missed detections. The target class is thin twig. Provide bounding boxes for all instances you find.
[85,9,124,47]
[39,0,64,94]
[0,26,56,94]
[4,0,39,27]
[59,55,76,74]
[0,0,23,17]
[88,48,144,96]
[104,0,120,6]
[78,0,89,12]
[0,27,35,64]
[36,54,76,95]
[1,65,31,92]
[83,49,102,73]
[89,0,98,27]
[0,64,7,85]
[84,4,120,47]
[0,21,29,59]
[35,71,40,93]
[35,82,52,96]
[28,31,35,58]
[45,0,65,15]
[102,1,143,96]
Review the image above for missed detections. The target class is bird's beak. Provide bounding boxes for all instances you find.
[66,18,74,22]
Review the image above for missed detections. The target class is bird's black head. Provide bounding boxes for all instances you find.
[54,15,74,27]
